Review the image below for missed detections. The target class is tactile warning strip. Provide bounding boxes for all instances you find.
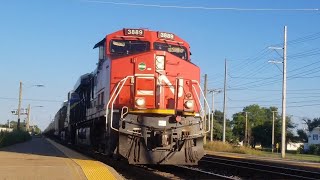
[47,138,117,180]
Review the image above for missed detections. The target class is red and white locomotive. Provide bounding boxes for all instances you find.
[46,28,210,165]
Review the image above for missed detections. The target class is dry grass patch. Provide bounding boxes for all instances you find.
[204,141,263,155]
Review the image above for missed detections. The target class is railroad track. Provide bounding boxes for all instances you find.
[51,138,232,179]
[172,165,237,179]
[88,150,236,179]
[200,155,320,179]
[142,164,237,179]
[91,152,236,179]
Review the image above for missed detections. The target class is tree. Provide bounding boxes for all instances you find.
[7,120,27,131]
[303,117,320,132]
[231,112,246,142]
[232,104,276,147]
[297,117,320,143]
[297,129,308,142]
[232,104,296,148]
[32,125,41,134]
[211,110,233,142]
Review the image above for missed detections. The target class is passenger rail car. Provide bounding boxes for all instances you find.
[44,28,211,165]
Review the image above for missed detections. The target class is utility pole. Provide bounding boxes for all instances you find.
[203,74,208,144]
[208,89,221,141]
[281,26,287,158]
[7,120,10,128]
[26,104,31,131]
[17,81,22,130]
[223,59,227,143]
[272,111,277,153]
[245,112,248,146]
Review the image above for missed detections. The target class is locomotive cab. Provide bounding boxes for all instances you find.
[64,28,209,165]
[96,29,206,164]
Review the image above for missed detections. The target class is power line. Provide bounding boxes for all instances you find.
[228,31,320,88]
[272,31,320,47]
[289,65,320,78]
[229,60,320,89]
[229,49,274,78]
[287,32,320,45]
[288,48,320,59]
[228,96,320,104]
[228,58,320,82]
[288,103,320,108]
[228,48,270,71]
[83,1,320,11]
[0,97,62,103]
[229,88,320,92]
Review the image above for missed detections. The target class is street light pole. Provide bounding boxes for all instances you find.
[223,59,227,143]
[208,89,221,141]
[267,26,288,158]
[245,112,248,146]
[17,81,23,130]
[26,105,43,132]
[211,91,214,142]
[203,74,208,144]
[272,111,277,153]
[16,81,44,131]
[281,26,287,158]
[26,104,31,131]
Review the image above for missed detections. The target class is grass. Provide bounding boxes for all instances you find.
[204,141,320,163]
[284,153,320,162]
[0,130,31,148]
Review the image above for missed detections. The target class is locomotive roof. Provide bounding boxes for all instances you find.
[73,73,92,91]
[93,28,190,49]
[93,38,105,49]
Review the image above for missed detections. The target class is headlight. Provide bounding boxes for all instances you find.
[155,55,165,70]
[184,100,194,109]
[135,98,146,107]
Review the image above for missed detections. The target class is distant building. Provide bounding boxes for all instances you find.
[0,127,13,132]
[304,126,320,150]
[287,142,303,151]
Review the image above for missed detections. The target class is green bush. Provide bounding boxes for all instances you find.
[297,144,304,154]
[0,130,31,148]
[308,144,320,155]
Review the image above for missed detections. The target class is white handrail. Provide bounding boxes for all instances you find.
[192,80,211,133]
[105,76,133,132]
[191,85,204,117]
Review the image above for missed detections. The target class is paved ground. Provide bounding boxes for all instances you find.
[0,136,86,180]
[0,136,121,180]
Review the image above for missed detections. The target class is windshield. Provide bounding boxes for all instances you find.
[154,42,188,60]
[110,40,150,56]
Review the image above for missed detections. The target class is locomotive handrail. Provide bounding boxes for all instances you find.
[192,85,209,133]
[191,80,211,134]
[192,85,204,116]
[106,76,133,132]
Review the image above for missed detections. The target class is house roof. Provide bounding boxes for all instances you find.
[313,126,320,131]
[310,126,320,134]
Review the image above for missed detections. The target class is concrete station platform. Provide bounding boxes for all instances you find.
[0,136,122,180]
[205,150,320,170]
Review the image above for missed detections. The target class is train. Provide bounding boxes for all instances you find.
[44,28,211,165]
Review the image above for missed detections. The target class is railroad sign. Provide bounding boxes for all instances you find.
[138,62,146,71]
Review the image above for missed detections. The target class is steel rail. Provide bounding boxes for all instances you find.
[201,156,320,180]
[175,165,236,179]
[50,137,234,179]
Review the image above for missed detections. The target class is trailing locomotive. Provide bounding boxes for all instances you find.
[44,28,211,165]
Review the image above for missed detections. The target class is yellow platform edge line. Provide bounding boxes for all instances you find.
[46,138,117,180]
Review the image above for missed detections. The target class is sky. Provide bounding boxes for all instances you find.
[0,0,320,131]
